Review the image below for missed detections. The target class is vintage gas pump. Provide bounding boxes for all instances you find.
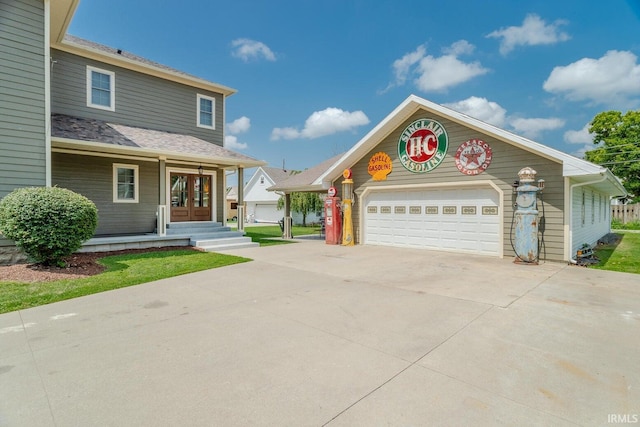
[324,186,342,244]
[341,169,354,246]
[513,167,542,264]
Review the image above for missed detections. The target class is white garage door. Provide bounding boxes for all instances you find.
[253,203,281,223]
[364,187,501,255]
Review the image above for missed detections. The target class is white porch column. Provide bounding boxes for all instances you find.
[157,157,167,236]
[237,167,245,232]
[283,192,293,239]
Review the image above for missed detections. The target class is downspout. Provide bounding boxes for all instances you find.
[568,172,607,264]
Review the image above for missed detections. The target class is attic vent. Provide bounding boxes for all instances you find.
[117,49,122,54]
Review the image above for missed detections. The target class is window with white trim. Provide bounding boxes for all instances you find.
[197,94,215,129]
[87,66,115,111]
[113,164,139,203]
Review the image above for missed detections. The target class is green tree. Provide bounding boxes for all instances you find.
[585,110,640,202]
[277,192,324,226]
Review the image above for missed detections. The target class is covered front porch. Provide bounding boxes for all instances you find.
[50,114,265,250]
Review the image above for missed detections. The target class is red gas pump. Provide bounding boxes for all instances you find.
[324,187,342,244]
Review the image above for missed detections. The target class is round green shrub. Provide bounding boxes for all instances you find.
[0,187,98,266]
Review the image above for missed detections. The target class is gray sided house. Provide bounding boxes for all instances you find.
[0,0,264,263]
[275,95,626,263]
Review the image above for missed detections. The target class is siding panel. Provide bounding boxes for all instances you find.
[51,49,224,145]
[0,0,47,198]
[344,110,566,260]
[52,153,160,236]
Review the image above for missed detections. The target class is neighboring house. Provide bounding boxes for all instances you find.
[244,166,322,224]
[272,95,626,262]
[244,166,294,223]
[1,0,264,260]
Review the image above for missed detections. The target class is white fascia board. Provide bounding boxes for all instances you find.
[53,40,237,97]
[315,97,420,187]
[52,137,265,168]
[315,94,610,185]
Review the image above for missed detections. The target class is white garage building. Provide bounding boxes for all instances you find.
[275,95,626,262]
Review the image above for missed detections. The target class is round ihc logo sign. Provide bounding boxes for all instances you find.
[398,119,448,173]
[455,139,493,175]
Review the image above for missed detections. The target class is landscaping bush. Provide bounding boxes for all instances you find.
[0,187,98,266]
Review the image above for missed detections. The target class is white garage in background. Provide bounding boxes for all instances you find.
[362,183,502,256]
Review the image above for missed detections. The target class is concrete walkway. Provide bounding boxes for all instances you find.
[1,240,638,426]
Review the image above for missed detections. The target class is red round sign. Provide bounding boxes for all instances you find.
[454,139,493,175]
[327,186,337,197]
[404,129,439,163]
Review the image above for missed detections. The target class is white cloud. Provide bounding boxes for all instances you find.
[543,50,640,106]
[392,45,426,86]
[384,41,488,93]
[231,38,276,62]
[564,123,592,144]
[271,107,370,140]
[487,14,570,55]
[415,54,488,92]
[443,40,475,56]
[564,123,594,157]
[224,135,248,150]
[509,117,565,139]
[443,96,507,127]
[270,127,300,140]
[226,116,251,134]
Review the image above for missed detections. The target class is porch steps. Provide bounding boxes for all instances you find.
[167,222,259,252]
[190,236,258,252]
[80,221,258,253]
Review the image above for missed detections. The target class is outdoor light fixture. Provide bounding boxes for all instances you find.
[537,179,545,191]
[198,165,203,175]
[512,180,520,194]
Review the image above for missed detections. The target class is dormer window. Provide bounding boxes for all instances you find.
[197,94,215,129]
[86,65,115,111]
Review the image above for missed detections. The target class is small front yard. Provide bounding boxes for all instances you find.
[0,249,250,314]
[592,231,640,274]
[0,224,320,314]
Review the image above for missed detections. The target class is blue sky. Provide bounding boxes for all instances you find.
[68,1,640,175]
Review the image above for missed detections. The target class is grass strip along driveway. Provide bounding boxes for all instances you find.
[243,225,320,246]
[592,231,640,274]
[0,250,250,314]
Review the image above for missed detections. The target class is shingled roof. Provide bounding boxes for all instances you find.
[261,167,298,185]
[60,35,236,96]
[51,114,264,167]
[268,154,345,193]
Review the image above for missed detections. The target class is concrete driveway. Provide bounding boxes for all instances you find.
[1,239,638,426]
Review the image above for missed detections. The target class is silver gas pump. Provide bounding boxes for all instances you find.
[512,167,545,264]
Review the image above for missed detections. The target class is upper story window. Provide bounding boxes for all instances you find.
[113,163,139,203]
[87,65,115,111]
[197,94,215,129]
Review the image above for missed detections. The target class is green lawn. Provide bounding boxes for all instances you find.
[592,231,640,274]
[243,225,320,246]
[0,249,250,314]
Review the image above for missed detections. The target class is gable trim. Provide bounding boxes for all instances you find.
[315,95,614,187]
